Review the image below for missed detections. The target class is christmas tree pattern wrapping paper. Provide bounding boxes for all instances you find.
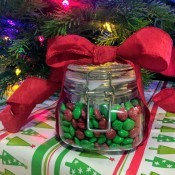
[1,80,175,175]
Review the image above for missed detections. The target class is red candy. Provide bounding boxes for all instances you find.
[94,109,102,120]
[81,109,87,119]
[76,130,85,140]
[99,118,107,129]
[72,119,78,128]
[132,136,141,147]
[94,132,101,137]
[128,107,140,121]
[117,107,128,121]
[63,109,73,121]
[129,128,139,138]
[105,129,116,139]
[66,102,74,110]
[77,122,86,129]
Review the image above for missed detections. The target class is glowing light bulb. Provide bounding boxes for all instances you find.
[3,36,10,41]
[103,22,112,32]
[38,35,45,43]
[62,0,69,7]
[15,68,21,76]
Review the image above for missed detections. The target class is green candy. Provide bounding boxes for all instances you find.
[62,126,70,132]
[60,103,66,112]
[81,140,94,149]
[111,104,121,121]
[112,120,123,130]
[69,125,75,136]
[62,121,71,126]
[131,99,139,106]
[97,135,106,144]
[113,136,124,144]
[99,104,108,117]
[89,120,93,128]
[89,137,97,143]
[89,107,94,117]
[122,138,133,145]
[118,129,129,138]
[63,133,73,139]
[84,130,94,138]
[110,110,117,122]
[74,137,81,146]
[107,139,112,145]
[109,143,120,149]
[92,118,99,128]
[123,118,135,131]
[73,106,81,119]
[122,144,133,149]
[75,102,83,109]
[124,101,134,110]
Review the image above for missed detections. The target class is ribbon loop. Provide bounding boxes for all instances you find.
[46,27,174,76]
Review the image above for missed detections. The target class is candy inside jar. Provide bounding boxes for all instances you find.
[58,63,145,151]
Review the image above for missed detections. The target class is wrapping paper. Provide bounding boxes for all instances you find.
[0,80,175,175]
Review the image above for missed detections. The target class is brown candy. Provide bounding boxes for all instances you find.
[94,142,100,149]
[63,109,73,121]
[77,122,86,129]
[128,107,140,121]
[99,118,107,129]
[135,117,141,128]
[75,130,85,140]
[81,109,87,120]
[72,119,78,129]
[105,129,116,139]
[66,102,74,111]
[129,128,139,138]
[102,143,109,149]
[78,118,85,122]
[136,104,142,114]
[132,136,141,147]
[117,107,128,121]
[65,139,74,144]
[94,109,102,120]
[94,132,101,137]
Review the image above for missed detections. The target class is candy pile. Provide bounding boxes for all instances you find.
[59,99,143,151]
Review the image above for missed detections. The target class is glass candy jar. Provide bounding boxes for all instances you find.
[58,62,145,151]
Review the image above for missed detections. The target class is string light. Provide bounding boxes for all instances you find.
[3,36,10,41]
[15,68,21,76]
[103,22,112,32]
[4,84,20,98]
[62,0,69,8]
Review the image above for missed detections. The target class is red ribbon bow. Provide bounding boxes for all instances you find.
[0,26,175,134]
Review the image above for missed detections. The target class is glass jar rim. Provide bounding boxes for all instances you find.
[67,62,133,73]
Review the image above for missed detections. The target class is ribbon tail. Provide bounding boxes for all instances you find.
[153,88,175,113]
[132,64,150,144]
[0,77,59,133]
